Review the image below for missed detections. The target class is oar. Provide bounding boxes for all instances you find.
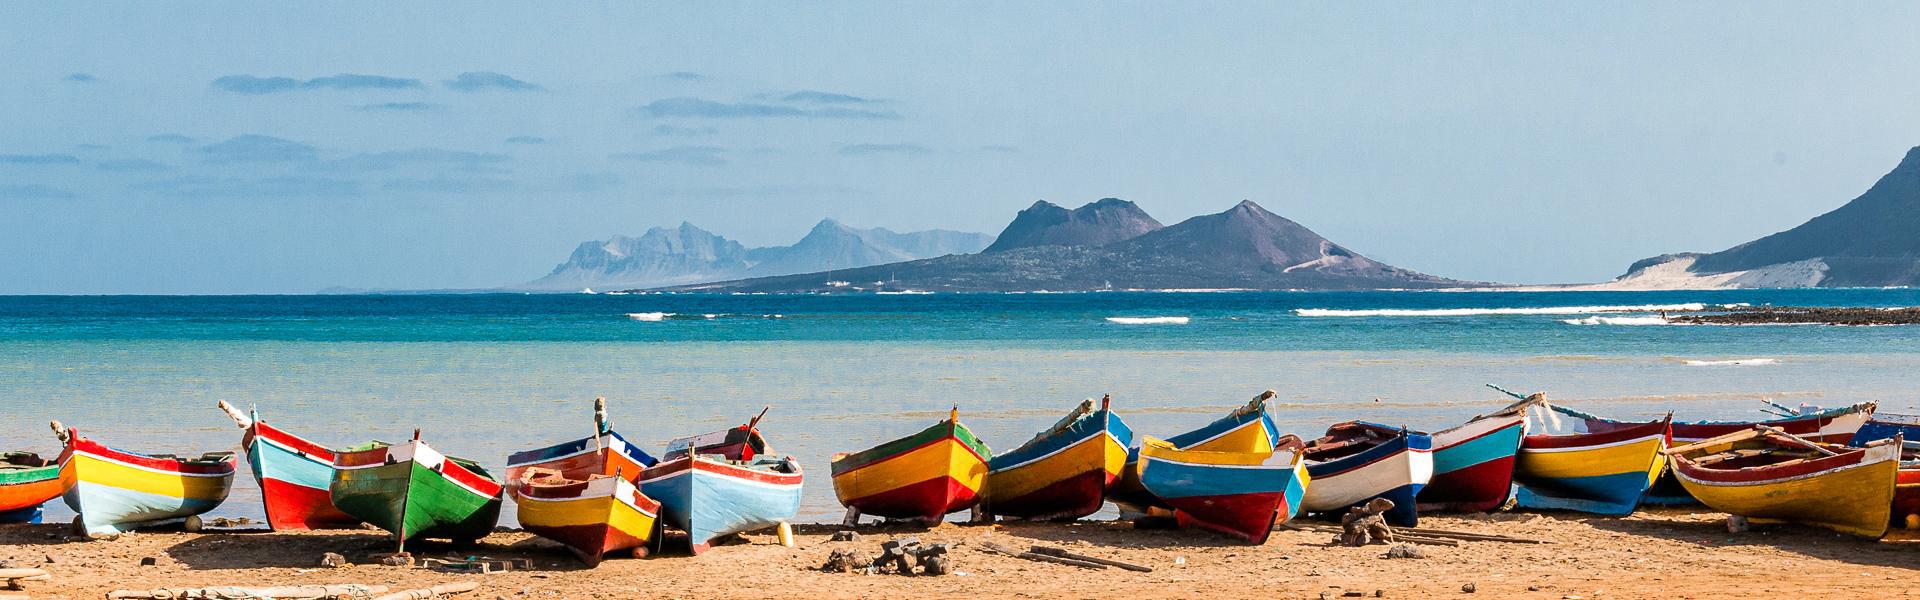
[1759,398,1799,418]
[746,405,771,432]
[1486,383,1529,401]
[1759,425,1840,457]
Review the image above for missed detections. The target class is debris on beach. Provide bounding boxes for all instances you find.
[821,536,954,576]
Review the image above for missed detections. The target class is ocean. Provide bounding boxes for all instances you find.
[4,289,1919,525]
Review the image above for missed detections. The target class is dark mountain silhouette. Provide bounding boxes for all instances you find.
[665,199,1466,292]
[982,198,1163,252]
[1617,146,1920,287]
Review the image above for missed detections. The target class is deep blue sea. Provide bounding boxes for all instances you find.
[4,289,1918,523]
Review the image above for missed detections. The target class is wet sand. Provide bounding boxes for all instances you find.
[7,509,1920,599]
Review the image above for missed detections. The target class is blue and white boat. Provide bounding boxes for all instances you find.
[636,412,803,554]
[1112,391,1281,516]
[1301,422,1433,527]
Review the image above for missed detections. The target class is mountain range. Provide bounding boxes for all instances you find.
[1606,146,1920,288]
[519,220,994,291]
[662,199,1467,292]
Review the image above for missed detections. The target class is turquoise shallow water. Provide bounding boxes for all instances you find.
[3,290,1918,524]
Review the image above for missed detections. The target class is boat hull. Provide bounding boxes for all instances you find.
[1651,403,1875,505]
[984,408,1132,520]
[1417,413,1525,512]
[1112,402,1277,515]
[0,456,60,524]
[58,433,236,535]
[1674,439,1898,538]
[831,419,990,521]
[1896,466,1920,528]
[244,421,358,530]
[639,455,803,554]
[1303,427,1432,527]
[1514,414,1669,516]
[1139,439,1306,544]
[506,430,656,494]
[331,440,503,545]
[517,476,660,565]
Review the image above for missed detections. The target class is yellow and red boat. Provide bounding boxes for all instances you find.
[1668,427,1900,538]
[516,468,661,566]
[983,395,1133,520]
[831,408,992,522]
[1111,390,1281,517]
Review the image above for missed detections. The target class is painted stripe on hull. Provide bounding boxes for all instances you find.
[839,475,979,522]
[1514,471,1654,516]
[60,452,235,535]
[330,459,502,544]
[1418,419,1523,512]
[1304,435,1431,527]
[517,487,658,564]
[832,433,986,520]
[0,465,61,516]
[1514,432,1665,516]
[248,434,357,530]
[639,458,803,553]
[1139,445,1305,544]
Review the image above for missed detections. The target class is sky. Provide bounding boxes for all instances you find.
[4,3,1920,293]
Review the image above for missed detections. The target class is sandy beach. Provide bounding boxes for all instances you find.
[6,509,1918,599]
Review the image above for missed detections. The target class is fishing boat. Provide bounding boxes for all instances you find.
[516,468,662,565]
[216,401,359,530]
[1512,403,1670,516]
[1301,422,1432,527]
[1668,427,1899,538]
[1415,396,1535,513]
[1643,402,1878,505]
[1136,434,1308,543]
[52,421,237,536]
[1111,390,1281,516]
[830,407,992,522]
[506,397,657,494]
[983,395,1134,520]
[330,430,503,550]
[0,450,60,523]
[1850,411,1920,449]
[1848,412,1920,528]
[637,408,804,554]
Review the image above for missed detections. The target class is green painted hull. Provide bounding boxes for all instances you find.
[331,460,501,544]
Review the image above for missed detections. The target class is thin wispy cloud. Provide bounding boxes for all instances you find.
[196,135,319,163]
[637,97,899,120]
[64,73,98,83]
[782,90,873,104]
[839,143,931,156]
[381,176,516,193]
[147,134,196,144]
[505,136,546,145]
[96,159,171,172]
[356,102,443,112]
[132,175,362,198]
[443,71,542,92]
[328,148,511,172]
[0,184,76,200]
[212,73,424,94]
[610,145,728,166]
[0,154,84,165]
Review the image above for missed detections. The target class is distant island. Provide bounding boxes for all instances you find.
[652,199,1471,293]
[517,220,993,291]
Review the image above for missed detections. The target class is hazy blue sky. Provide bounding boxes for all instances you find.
[5,3,1919,293]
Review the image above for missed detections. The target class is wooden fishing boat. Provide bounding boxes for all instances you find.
[1668,427,1899,538]
[506,397,657,494]
[330,430,503,550]
[637,409,803,555]
[0,450,60,523]
[1415,396,1535,513]
[1512,404,1670,516]
[1301,422,1432,527]
[831,407,992,522]
[983,395,1134,520]
[1849,413,1920,527]
[516,468,662,565]
[216,401,359,530]
[1850,411,1920,449]
[1645,402,1878,505]
[1111,390,1281,516]
[52,422,237,536]
[1136,434,1308,543]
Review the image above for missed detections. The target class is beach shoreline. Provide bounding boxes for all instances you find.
[8,509,1919,599]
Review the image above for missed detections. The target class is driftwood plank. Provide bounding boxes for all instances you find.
[1028,546,1153,572]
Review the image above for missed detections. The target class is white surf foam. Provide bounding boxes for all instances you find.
[1684,358,1779,366]
[1560,315,1674,326]
[1105,316,1190,325]
[1295,303,1724,317]
[625,312,672,321]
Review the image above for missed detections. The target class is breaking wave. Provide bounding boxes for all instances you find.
[1105,316,1191,325]
[1295,303,1728,317]
[1560,315,1675,326]
[626,312,671,321]
[1684,358,1780,366]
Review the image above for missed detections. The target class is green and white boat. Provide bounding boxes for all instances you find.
[329,431,503,550]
